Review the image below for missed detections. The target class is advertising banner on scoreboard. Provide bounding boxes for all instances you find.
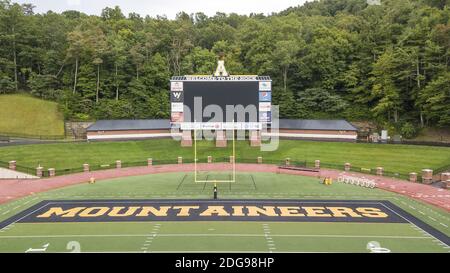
[259,111,272,122]
[259,81,271,91]
[259,91,272,101]
[171,112,184,123]
[171,81,184,91]
[171,102,184,112]
[259,102,271,112]
[171,91,184,102]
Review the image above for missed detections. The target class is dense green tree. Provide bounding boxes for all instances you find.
[419,72,450,126]
[297,88,348,118]
[0,0,448,128]
[101,6,125,21]
[0,1,27,91]
[181,47,216,74]
[108,32,127,100]
[371,49,403,123]
[66,27,84,94]
[211,40,245,74]
[27,72,58,99]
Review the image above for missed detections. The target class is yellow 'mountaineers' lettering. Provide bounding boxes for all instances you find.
[356,207,388,218]
[327,207,362,218]
[173,206,200,217]
[108,207,141,217]
[303,207,332,217]
[78,207,110,217]
[136,206,171,217]
[37,207,86,218]
[32,203,392,222]
[199,206,230,217]
[231,206,245,216]
[278,207,305,217]
[246,206,278,217]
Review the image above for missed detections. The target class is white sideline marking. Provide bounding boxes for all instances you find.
[82,250,339,253]
[380,203,449,248]
[0,234,432,239]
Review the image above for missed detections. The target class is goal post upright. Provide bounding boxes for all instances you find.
[194,119,197,183]
[193,120,236,183]
[232,119,236,182]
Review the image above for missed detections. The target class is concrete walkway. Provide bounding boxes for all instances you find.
[0,167,38,180]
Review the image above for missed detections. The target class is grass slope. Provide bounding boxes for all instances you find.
[0,94,64,137]
[0,138,449,174]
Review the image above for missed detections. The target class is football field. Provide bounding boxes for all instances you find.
[0,172,448,253]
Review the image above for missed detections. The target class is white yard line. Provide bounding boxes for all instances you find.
[140,223,161,253]
[262,223,276,253]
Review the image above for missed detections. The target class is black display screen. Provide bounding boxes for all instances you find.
[183,81,259,123]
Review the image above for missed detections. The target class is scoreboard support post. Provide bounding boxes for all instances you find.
[250,130,261,147]
[216,130,227,147]
[181,130,192,147]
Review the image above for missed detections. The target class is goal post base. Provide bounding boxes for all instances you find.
[194,126,236,184]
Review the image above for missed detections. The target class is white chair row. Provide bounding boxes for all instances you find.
[338,175,377,189]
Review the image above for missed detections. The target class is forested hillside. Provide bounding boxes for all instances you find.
[0,0,449,135]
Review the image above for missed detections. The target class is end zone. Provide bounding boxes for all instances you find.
[0,199,448,247]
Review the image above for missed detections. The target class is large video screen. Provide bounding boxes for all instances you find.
[182,81,259,123]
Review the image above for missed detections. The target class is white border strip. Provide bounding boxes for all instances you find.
[87,133,180,140]
[262,132,357,140]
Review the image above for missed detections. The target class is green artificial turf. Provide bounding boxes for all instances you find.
[0,172,448,253]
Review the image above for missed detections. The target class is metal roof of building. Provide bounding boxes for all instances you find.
[87,119,171,131]
[279,119,358,131]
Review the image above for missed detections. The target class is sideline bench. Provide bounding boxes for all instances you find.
[0,135,10,142]
[278,165,319,173]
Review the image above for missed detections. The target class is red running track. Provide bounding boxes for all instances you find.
[0,163,449,212]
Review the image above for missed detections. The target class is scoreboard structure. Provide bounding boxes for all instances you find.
[170,62,272,147]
